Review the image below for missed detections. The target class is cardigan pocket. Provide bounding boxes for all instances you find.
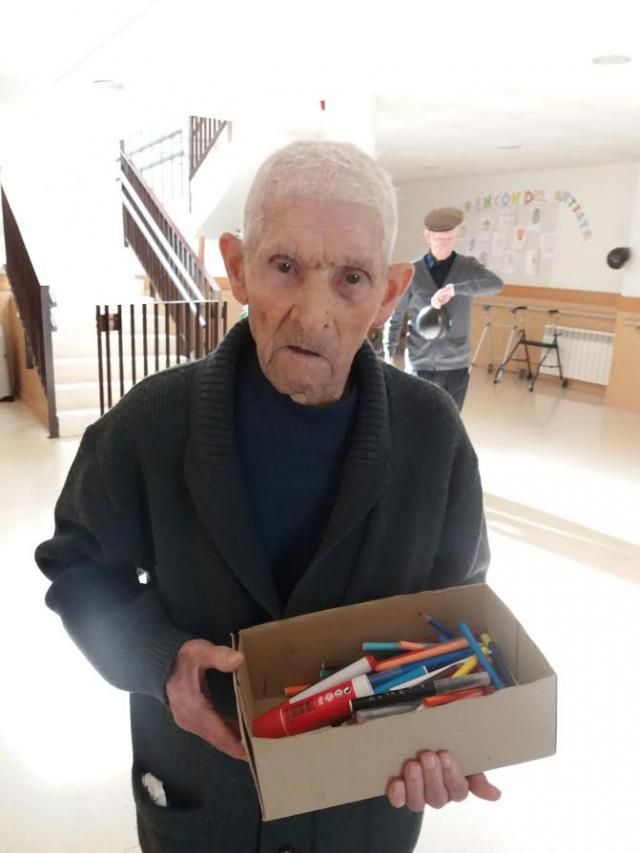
[133,764,212,853]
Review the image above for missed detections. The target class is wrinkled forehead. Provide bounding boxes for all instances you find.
[252,197,387,272]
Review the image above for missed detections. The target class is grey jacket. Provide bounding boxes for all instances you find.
[387,254,503,371]
[35,320,489,853]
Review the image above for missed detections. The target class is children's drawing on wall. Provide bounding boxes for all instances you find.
[503,251,518,276]
[491,231,506,258]
[529,205,543,231]
[500,210,516,229]
[540,233,556,261]
[461,188,591,282]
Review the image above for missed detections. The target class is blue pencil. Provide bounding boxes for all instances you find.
[420,614,457,640]
[373,665,428,693]
[458,622,504,690]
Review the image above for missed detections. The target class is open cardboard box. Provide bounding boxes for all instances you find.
[233,583,557,821]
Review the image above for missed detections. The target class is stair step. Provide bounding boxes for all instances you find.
[54,355,172,383]
[53,332,179,359]
[57,407,102,438]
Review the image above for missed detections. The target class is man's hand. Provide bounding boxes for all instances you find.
[386,750,501,812]
[166,639,247,761]
[430,285,455,309]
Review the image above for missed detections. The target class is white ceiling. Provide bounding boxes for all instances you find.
[2,0,640,182]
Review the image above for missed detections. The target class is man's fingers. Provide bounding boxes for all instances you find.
[467,773,502,801]
[199,707,247,761]
[437,750,469,802]
[208,645,244,673]
[177,639,244,674]
[403,759,426,812]
[418,751,448,809]
[386,777,406,809]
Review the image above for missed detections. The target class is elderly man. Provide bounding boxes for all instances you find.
[35,141,499,853]
[386,208,503,409]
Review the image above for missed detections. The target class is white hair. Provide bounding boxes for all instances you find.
[243,140,398,263]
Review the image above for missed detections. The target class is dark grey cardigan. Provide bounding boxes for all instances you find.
[36,320,489,853]
[387,254,503,371]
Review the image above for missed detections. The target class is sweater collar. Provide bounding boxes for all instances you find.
[185,319,391,618]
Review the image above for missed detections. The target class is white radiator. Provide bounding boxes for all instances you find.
[540,325,614,385]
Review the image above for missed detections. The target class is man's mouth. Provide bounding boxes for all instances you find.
[286,345,322,358]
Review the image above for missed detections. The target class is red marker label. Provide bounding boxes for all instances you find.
[253,675,373,738]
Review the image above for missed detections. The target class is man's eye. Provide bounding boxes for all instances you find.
[276,261,293,274]
[344,271,362,285]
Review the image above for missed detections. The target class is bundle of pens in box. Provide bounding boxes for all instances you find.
[252,614,517,738]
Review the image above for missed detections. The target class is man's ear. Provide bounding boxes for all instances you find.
[371,262,414,328]
[219,233,248,304]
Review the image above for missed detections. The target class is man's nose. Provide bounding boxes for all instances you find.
[289,272,332,330]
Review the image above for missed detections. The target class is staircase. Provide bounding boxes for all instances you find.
[2,116,233,438]
[51,279,166,436]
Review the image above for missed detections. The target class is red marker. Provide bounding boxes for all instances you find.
[253,675,374,738]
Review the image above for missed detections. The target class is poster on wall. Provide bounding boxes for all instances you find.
[459,187,576,282]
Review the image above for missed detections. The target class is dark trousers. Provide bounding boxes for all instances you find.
[416,368,470,410]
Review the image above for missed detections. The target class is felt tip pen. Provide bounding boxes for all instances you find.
[389,660,470,691]
[423,686,492,707]
[481,632,516,687]
[253,674,374,738]
[373,638,470,673]
[351,672,490,713]
[363,642,432,652]
[374,664,428,693]
[354,701,422,723]
[292,655,377,703]
[284,684,310,698]
[458,623,504,690]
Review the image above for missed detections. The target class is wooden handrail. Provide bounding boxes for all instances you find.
[1,187,59,437]
[120,150,218,302]
[189,117,230,179]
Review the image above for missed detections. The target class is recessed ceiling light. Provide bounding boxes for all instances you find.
[92,79,125,91]
[592,55,631,65]
[498,145,522,150]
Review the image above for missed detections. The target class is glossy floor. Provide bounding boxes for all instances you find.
[0,369,638,852]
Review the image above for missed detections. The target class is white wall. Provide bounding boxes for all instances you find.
[394,162,640,293]
[1,93,136,319]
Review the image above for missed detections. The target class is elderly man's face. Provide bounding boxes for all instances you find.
[221,198,412,406]
[426,226,460,261]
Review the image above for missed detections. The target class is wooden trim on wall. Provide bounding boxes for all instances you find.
[3,293,49,427]
[502,284,619,308]
[616,295,640,312]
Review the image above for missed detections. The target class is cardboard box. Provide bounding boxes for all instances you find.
[233,583,557,821]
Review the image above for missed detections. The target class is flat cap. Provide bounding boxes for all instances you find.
[423,207,464,232]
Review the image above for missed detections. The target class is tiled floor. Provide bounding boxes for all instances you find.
[1,368,638,852]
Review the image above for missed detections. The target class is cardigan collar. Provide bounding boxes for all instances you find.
[184,320,391,619]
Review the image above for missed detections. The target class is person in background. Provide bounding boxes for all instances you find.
[386,207,503,409]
